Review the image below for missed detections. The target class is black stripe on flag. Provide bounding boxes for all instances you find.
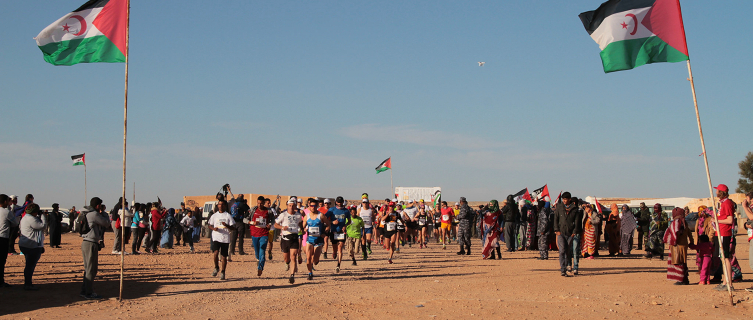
[71,153,84,160]
[579,0,655,35]
[74,0,111,13]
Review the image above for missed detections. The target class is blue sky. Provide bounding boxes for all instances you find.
[1,0,751,209]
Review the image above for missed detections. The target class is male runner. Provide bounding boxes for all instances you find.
[208,200,234,280]
[325,196,351,273]
[274,197,303,284]
[357,197,375,259]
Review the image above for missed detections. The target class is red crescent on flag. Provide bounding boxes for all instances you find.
[625,13,638,35]
[70,15,87,36]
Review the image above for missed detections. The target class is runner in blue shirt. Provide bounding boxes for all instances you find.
[302,198,331,281]
[325,196,351,273]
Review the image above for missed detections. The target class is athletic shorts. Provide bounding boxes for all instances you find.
[268,229,275,240]
[377,227,384,234]
[434,222,441,229]
[721,236,732,258]
[416,223,427,229]
[441,223,452,231]
[307,236,324,247]
[383,230,397,238]
[363,227,374,235]
[397,227,406,232]
[280,234,300,253]
[406,221,418,230]
[211,241,229,257]
[345,237,360,255]
[329,233,346,245]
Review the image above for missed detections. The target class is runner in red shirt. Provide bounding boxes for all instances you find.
[249,203,274,277]
[439,201,454,250]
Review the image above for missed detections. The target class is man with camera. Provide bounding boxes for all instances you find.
[80,197,109,300]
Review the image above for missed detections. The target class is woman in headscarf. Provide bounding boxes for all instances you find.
[480,200,502,260]
[663,207,693,285]
[581,204,599,259]
[619,204,636,256]
[537,201,552,260]
[605,204,621,256]
[160,208,176,249]
[644,203,668,260]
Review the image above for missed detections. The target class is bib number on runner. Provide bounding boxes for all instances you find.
[287,226,298,233]
[442,215,449,221]
[308,226,320,237]
[386,222,396,232]
[334,233,345,240]
[419,218,426,226]
[256,217,266,226]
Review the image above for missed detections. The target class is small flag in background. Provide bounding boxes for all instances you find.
[531,185,550,202]
[594,197,604,213]
[579,0,689,73]
[71,153,85,166]
[375,157,391,174]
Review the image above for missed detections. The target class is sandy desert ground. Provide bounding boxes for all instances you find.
[0,231,751,319]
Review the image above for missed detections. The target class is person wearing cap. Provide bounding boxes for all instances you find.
[357,197,376,259]
[712,184,735,291]
[48,203,63,248]
[274,197,304,284]
[0,194,19,287]
[325,196,351,273]
[303,198,331,280]
[553,192,582,277]
[456,197,473,256]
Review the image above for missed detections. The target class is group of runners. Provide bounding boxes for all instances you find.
[205,193,473,284]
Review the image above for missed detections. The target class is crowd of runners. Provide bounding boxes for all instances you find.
[1,185,752,299]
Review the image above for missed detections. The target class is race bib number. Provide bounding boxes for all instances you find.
[419,218,426,226]
[362,217,372,227]
[442,215,449,221]
[308,226,320,237]
[386,222,397,231]
[256,217,266,226]
[335,233,345,240]
[287,225,298,233]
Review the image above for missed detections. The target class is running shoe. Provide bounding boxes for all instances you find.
[367,248,372,254]
[352,261,357,266]
[212,268,219,277]
[219,272,226,280]
[335,266,340,273]
[308,273,314,280]
[388,259,393,264]
[286,263,290,272]
[324,252,328,259]
[289,275,295,284]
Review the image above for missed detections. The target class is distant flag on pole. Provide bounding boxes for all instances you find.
[512,188,531,203]
[375,157,391,174]
[71,153,85,166]
[554,191,563,205]
[579,0,689,73]
[433,191,441,209]
[34,0,128,66]
[594,197,604,213]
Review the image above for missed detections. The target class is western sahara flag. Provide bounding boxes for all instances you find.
[375,157,391,174]
[35,0,128,66]
[579,0,689,73]
[530,185,551,202]
[71,153,85,166]
[512,188,532,203]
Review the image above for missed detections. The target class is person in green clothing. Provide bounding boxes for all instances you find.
[345,206,365,266]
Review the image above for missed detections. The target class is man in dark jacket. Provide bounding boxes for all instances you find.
[49,203,62,248]
[501,195,519,252]
[456,197,473,255]
[636,202,651,250]
[553,192,582,277]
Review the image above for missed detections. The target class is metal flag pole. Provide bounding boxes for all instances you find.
[119,0,131,302]
[687,60,733,304]
[390,163,394,199]
[84,163,87,207]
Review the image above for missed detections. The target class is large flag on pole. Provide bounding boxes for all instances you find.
[530,184,550,202]
[579,0,689,73]
[35,0,128,66]
[512,188,531,203]
[71,153,85,166]
[375,158,391,174]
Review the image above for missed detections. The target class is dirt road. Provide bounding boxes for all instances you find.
[0,232,751,319]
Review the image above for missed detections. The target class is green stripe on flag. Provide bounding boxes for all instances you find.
[39,35,125,66]
[600,36,689,73]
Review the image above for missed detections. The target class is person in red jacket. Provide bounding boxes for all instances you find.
[148,204,165,254]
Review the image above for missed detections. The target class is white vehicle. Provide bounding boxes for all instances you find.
[201,201,216,222]
[394,187,441,207]
[40,208,71,233]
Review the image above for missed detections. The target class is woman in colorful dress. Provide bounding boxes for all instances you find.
[480,200,502,260]
[664,207,693,285]
[581,204,599,259]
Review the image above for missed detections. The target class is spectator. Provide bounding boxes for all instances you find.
[48,203,62,248]
[18,204,47,290]
[0,194,19,287]
[80,197,108,299]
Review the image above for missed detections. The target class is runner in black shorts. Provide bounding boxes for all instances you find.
[275,197,303,284]
[380,201,400,264]
[325,196,351,273]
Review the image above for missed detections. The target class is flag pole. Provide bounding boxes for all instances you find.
[390,166,394,199]
[687,60,733,305]
[119,0,131,302]
[84,163,87,207]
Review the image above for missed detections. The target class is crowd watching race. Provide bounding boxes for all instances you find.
[1,183,752,300]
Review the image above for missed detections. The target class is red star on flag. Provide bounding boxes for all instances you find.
[62,23,70,32]
[620,22,628,29]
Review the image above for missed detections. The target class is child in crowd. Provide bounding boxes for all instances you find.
[690,234,713,285]
[181,211,195,253]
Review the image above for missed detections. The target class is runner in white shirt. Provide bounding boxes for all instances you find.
[274,197,304,284]
[357,197,376,260]
[402,200,419,247]
[207,200,234,280]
